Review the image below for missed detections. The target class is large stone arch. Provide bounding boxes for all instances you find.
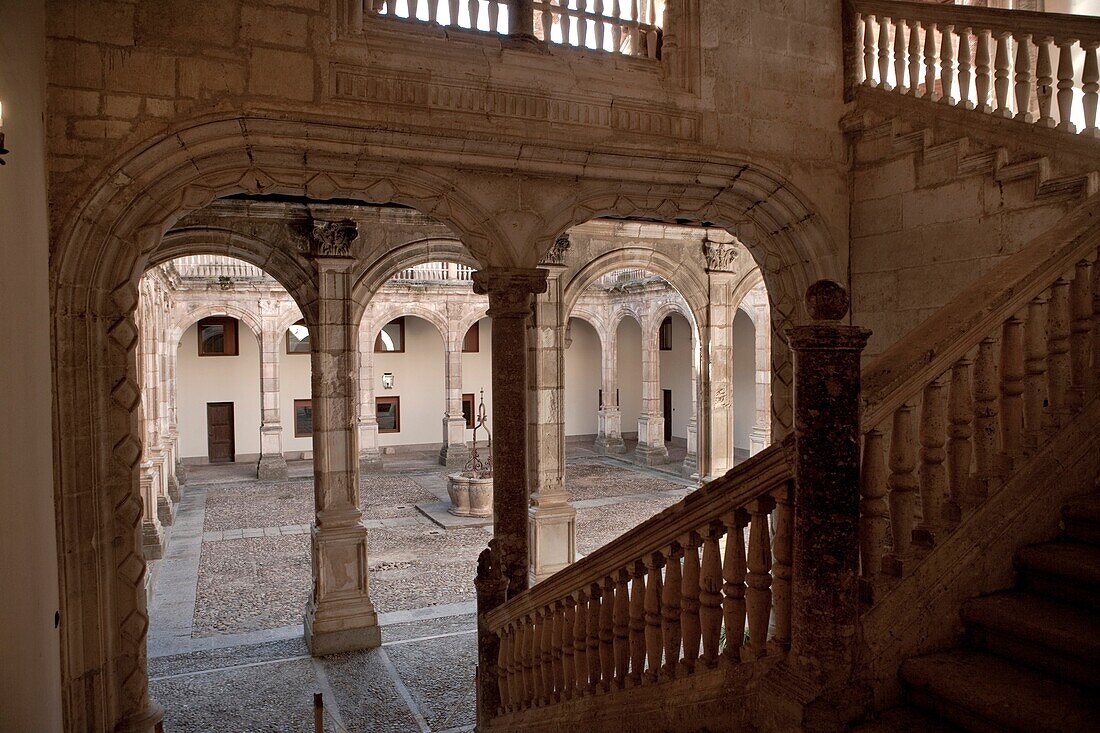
[362,303,452,348]
[167,303,264,349]
[48,119,515,733]
[644,299,698,348]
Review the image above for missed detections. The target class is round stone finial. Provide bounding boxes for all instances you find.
[805,279,850,321]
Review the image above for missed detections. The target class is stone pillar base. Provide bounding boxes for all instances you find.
[175,461,188,486]
[634,443,670,466]
[256,453,288,480]
[681,454,699,479]
[439,442,471,468]
[359,452,384,472]
[115,701,165,733]
[304,523,381,656]
[157,494,175,527]
[142,520,165,561]
[593,435,627,455]
[167,473,181,503]
[528,503,577,584]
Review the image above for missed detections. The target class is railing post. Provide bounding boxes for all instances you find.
[475,543,509,725]
[785,281,871,688]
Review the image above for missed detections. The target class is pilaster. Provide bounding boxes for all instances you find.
[257,302,289,480]
[594,328,626,454]
[699,267,736,478]
[439,342,471,467]
[140,464,165,560]
[634,343,669,465]
[357,344,384,472]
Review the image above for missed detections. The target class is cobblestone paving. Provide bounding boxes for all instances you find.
[565,460,688,501]
[361,472,441,519]
[193,534,310,636]
[203,480,313,532]
[369,525,489,613]
[575,495,685,555]
[386,633,476,731]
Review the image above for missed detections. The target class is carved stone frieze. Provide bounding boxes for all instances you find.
[541,234,571,266]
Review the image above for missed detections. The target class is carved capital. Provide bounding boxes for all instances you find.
[472,268,548,318]
[702,236,743,273]
[540,233,571,266]
[298,218,359,258]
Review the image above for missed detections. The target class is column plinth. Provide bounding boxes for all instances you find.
[594,406,627,454]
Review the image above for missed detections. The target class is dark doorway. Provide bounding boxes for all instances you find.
[206,402,235,463]
[662,389,673,442]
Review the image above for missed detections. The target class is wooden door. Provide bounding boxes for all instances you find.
[206,402,235,463]
[662,389,673,442]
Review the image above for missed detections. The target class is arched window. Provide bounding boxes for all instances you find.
[286,320,310,354]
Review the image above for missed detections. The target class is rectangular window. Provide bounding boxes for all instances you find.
[374,317,406,353]
[462,393,476,429]
[376,396,401,433]
[463,322,480,352]
[198,316,239,356]
[286,320,310,354]
[294,399,313,437]
[659,315,673,351]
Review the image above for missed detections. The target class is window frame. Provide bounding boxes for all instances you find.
[293,399,314,438]
[376,396,401,433]
[462,392,476,429]
[285,319,311,354]
[462,321,480,353]
[374,317,407,353]
[658,315,673,351]
[197,316,239,357]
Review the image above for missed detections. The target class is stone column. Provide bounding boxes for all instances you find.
[136,295,165,558]
[682,342,700,478]
[303,221,381,655]
[257,301,289,480]
[357,340,383,471]
[749,294,773,456]
[699,270,735,479]
[634,335,669,465]
[594,326,626,454]
[786,281,871,689]
[166,346,185,490]
[528,265,576,584]
[439,335,471,467]
[472,267,548,596]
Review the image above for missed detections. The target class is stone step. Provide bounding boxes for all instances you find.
[849,706,961,732]
[1015,541,1100,610]
[1063,495,1100,545]
[901,650,1100,733]
[962,591,1100,689]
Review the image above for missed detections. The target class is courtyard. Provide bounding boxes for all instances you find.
[147,447,695,732]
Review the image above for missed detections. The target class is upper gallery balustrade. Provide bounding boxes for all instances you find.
[344,0,665,59]
[853,0,1100,138]
[391,261,476,283]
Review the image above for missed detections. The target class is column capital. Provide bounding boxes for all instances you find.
[472,267,548,317]
[297,218,358,260]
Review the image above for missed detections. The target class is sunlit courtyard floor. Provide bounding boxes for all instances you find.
[148,443,699,732]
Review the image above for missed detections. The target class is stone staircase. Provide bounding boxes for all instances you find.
[861,492,1100,732]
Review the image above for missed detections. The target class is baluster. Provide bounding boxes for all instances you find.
[745,498,774,659]
[972,337,1002,500]
[947,356,974,517]
[613,569,630,687]
[700,524,724,666]
[940,24,955,104]
[561,597,576,699]
[894,18,908,94]
[1047,278,1072,427]
[863,13,876,86]
[586,582,602,691]
[1056,40,1077,133]
[628,560,646,685]
[519,616,533,707]
[594,0,606,50]
[994,31,1013,117]
[1024,295,1049,447]
[488,0,500,33]
[541,0,553,40]
[467,0,479,30]
[1069,260,1094,411]
[599,576,615,690]
[643,551,664,682]
[957,25,973,109]
[923,22,939,100]
[530,612,543,705]
[1036,36,1055,127]
[645,0,657,59]
[1000,315,1026,465]
[551,602,564,702]
[878,15,892,90]
[348,0,364,29]
[719,514,746,661]
[542,607,555,704]
[859,429,888,576]
[680,532,701,673]
[915,375,948,545]
[1093,247,1100,395]
[499,626,512,712]
[908,20,923,98]
[1084,43,1100,137]
[661,545,682,677]
[630,0,640,55]
[510,620,524,709]
[611,0,622,52]
[886,403,918,574]
[1014,33,1035,122]
[975,28,993,112]
[411,0,424,21]
[771,484,792,650]
[573,589,588,693]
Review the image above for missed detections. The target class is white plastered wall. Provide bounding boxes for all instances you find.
[279,342,314,453]
[733,309,756,452]
[461,317,495,441]
[374,315,447,447]
[659,312,693,440]
[564,317,601,436]
[176,322,262,460]
[616,317,643,438]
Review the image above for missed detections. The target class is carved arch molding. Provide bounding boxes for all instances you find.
[49,117,840,732]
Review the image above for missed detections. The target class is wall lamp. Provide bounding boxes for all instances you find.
[0,101,8,165]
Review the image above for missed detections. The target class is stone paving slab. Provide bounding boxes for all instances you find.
[149,637,310,679]
[323,650,424,732]
[369,525,491,613]
[385,632,477,732]
[415,500,494,529]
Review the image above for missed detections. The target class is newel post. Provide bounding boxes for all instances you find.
[475,542,509,727]
[786,281,871,696]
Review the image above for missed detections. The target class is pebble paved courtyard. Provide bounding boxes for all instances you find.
[147,448,695,732]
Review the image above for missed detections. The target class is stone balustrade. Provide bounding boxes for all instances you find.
[858,203,1100,583]
[853,0,1100,138]
[482,442,794,718]
[351,0,663,58]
